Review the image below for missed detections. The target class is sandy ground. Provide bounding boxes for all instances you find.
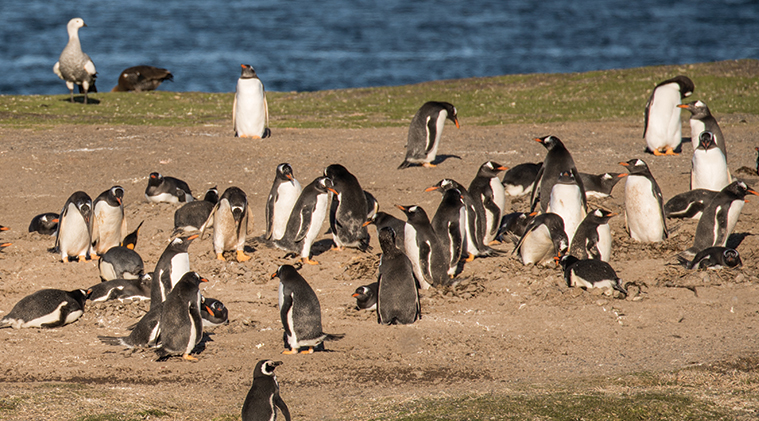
[0,115,758,420]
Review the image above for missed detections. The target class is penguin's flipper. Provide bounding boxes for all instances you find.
[274,394,291,421]
[571,167,588,211]
[483,196,501,238]
[279,293,294,338]
[529,166,545,213]
[232,94,237,131]
[244,206,255,236]
[199,203,219,239]
[293,208,313,243]
[643,90,655,138]
[425,116,438,153]
[712,205,731,248]
[263,93,270,129]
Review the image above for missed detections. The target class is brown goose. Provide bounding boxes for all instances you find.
[112,65,173,92]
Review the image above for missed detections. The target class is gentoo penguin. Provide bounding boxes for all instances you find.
[200,186,252,262]
[265,163,302,241]
[530,136,586,214]
[325,164,370,251]
[548,171,586,246]
[512,213,568,267]
[570,209,616,262]
[364,190,379,221]
[430,188,466,276]
[122,220,143,249]
[0,289,87,329]
[91,186,127,255]
[679,247,742,270]
[559,255,628,297]
[398,101,459,169]
[620,159,668,242]
[364,211,407,252]
[241,360,291,421]
[233,64,270,139]
[578,172,625,199]
[145,172,194,203]
[99,304,162,348]
[53,18,97,104]
[691,131,730,191]
[55,191,93,262]
[150,234,198,309]
[274,265,344,354]
[681,181,758,259]
[377,227,421,325]
[29,212,59,236]
[352,282,378,311]
[273,176,335,265]
[643,75,694,155]
[174,187,219,234]
[98,246,146,281]
[156,271,208,361]
[111,65,173,92]
[200,296,229,327]
[678,100,727,157]
[502,163,542,197]
[86,277,151,302]
[396,205,449,289]
[468,161,508,245]
[497,211,536,243]
[664,189,719,219]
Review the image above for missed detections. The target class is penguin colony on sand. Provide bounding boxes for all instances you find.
[9,20,752,414]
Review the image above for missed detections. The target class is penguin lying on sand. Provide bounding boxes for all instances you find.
[174,187,219,234]
[1,289,87,329]
[87,277,151,302]
[678,247,742,270]
[512,213,568,267]
[145,172,194,203]
[559,255,627,297]
[29,212,59,235]
[201,296,229,327]
[352,282,378,311]
[664,189,719,219]
[502,163,541,197]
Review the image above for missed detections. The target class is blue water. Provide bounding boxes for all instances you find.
[1,0,757,95]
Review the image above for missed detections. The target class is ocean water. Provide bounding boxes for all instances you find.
[0,0,757,95]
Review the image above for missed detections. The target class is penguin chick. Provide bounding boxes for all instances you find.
[145,172,194,203]
[352,282,378,311]
[98,246,146,281]
[0,289,87,329]
[512,213,568,267]
[398,101,459,169]
[241,360,291,421]
[200,186,253,262]
[29,212,59,236]
[559,255,627,297]
[664,189,719,219]
[496,212,536,244]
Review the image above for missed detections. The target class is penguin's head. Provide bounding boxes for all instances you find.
[352,285,372,299]
[272,264,298,280]
[672,75,695,98]
[122,220,143,249]
[591,208,617,222]
[558,254,578,272]
[169,234,198,251]
[240,64,257,79]
[535,135,562,151]
[730,181,759,199]
[480,161,508,177]
[723,249,742,268]
[677,100,709,118]
[108,186,125,205]
[315,176,337,195]
[396,204,429,224]
[180,271,209,287]
[698,132,716,150]
[619,159,648,174]
[441,103,459,128]
[277,163,295,181]
[254,359,283,378]
[324,164,350,182]
[148,172,163,187]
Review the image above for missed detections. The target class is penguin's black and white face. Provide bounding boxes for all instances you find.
[277,163,294,181]
[240,64,257,78]
[602,173,613,181]
[723,249,741,267]
[316,176,335,193]
[441,179,453,189]
[260,360,282,376]
[698,132,716,150]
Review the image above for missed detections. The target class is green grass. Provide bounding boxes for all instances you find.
[1,60,757,129]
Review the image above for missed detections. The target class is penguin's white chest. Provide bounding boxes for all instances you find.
[169,253,190,288]
[549,184,584,245]
[59,203,90,258]
[689,119,706,147]
[93,201,124,253]
[596,223,612,262]
[300,193,329,257]
[213,200,245,252]
[271,180,302,241]
[234,78,266,137]
[624,176,665,242]
[520,225,554,266]
[425,111,448,161]
[691,149,728,191]
[723,200,746,244]
[403,223,431,288]
[646,83,682,150]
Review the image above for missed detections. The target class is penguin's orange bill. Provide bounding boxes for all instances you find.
[497,166,509,171]
[454,119,460,129]
[0,226,9,231]
[200,277,209,283]
[362,220,372,227]
[0,243,11,247]
[676,104,689,109]
[270,272,278,279]
[327,188,338,195]
[52,219,59,223]
[205,305,213,314]
[424,186,439,192]
[534,138,543,143]
[395,205,407,211]
[529,211,539,217]
[618,162,630,166]
[617,173,628,178]
[351,293,360,298]
[187,234,199,240]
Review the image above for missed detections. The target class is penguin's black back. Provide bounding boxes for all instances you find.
[29,212,59,235]
[241,360,291,421]
[157,272,204,357]
[377,227,421,325]
[277,265,323,342]
[1,289,87,329]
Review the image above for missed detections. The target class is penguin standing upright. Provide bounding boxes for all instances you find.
[468,161,508,245]
[156,271,208,361]
[91,185,127,255]
[200,186,252,262]
[352,282,378,311]
[512,213,568,267]
[396,205,448,289]
[678,100,727,156]
[145,172,194,203]
[0,289,87,329]
[502,163,542,197]
[570,209,616,261]
[548,171,586,246]
[265,163,302,241]
[430,188,466,276]
[273,176,335,265]
[55,191,93,262]
[691,131,730,191]
[241,360,291,421]
[398,101,459,169]
[150,234,198,309]
[325,164,370,250]
[29,212,59,236]
[376,227,421,325]
[174,187,219,233]
[643,75,694,155]
[620,159,668,243]
[274,265,344,354]
[530,136,586,214]
[233,64,270,139]
[578,172,625,199]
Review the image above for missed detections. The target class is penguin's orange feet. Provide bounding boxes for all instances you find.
[282,349,298,355]
[665,147,679,156]
[464,253,475,263]
[652,148,666,156]
[182,354,198,361]
[78,255,87,262]
[301,257,320,265]
[331,245,344,251]
[90,253,99,260]
[216,253,226,261]
[422,162,437,168]
[300,347,314,354]
[236,250,251,262]
[489,240,501,245]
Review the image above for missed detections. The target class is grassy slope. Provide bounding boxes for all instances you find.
[1,60,758,129]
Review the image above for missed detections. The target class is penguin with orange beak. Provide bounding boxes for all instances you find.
[92,185,127,256]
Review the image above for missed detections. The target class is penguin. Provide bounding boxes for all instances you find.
[325,164,370,251]
[643,75,694,156]
[569,209,616,262]
[174,187,219,234]
[578,172,625,199]
[122,220,143,249]
[530,136,586,214]
[496,211,536,243]
[363,211,406,252]
[101,304,162,348]
[396,204,449,289]
[512,213,568,267]
[559,255,628,297]
[664,189,719,219]
[430,188,466,276]
[620,159,668,242]
[233,64,271,139]
[91,185,127,255]
[55,191,94,262]
[679,247,742,270]
[398,101,459,169]
[150,234,198,309]
[273,176,335,265]
[111,65,173,92]
[691,131,730,191]
[241,360,291,421]
[28,212,59,236]
[468,161,508,245]
[155,271,208,361]
[265,163,302,241]
[681,181,758,260]
[145,172,194,203]
[548,171,586,246]
[364,190,379,222]
[0,289,87,329]
[200,296,229,327]
[502,162,542,197]
[274,265,344,354]
[678,100,727,157]
[98,246,146,281]
[86,277,151,302]
[352,282,378,311]
[376,227,421,325]
[200,186,253,262]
